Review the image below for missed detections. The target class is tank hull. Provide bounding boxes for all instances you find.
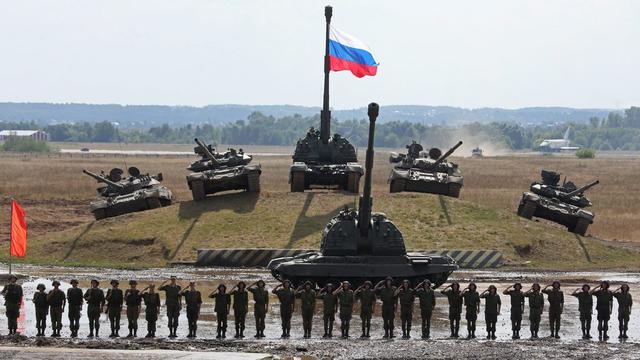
[517,192,594,235]
[186,164,261,200]
[388,168,463,197]
[289,162,363,192]
[268,252,458,288]
[89,186,173,220]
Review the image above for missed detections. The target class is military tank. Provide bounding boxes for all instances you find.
[388,140,464,197]
[186,138,261,201]
[471,147,484,158]
[83,167,173,220]
[517,170,599,236]
[268,103,458,288]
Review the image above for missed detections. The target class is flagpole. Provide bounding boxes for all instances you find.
[320,5,332,145]
[9,197,12,275]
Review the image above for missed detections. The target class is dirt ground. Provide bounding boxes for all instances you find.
[0,266,638,359]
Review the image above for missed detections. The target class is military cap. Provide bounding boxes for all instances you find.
[8,274,17,281]
[90,279,100,285]
[129,280,137,285]
[385,276,393,281]
[218,283,227,289]
[514,282,522,289]
[257,280,265,286]
[326,283,334,288]
[189,281,196,285]
[110,279,119,286]
[170,275,177,279]
[70,279,79,285]
[36,283,46,291]
[364,281,373,286]
[237,281,246,287]
[304,280,313,286]
[52,280,61,286]
[283,279,291,284]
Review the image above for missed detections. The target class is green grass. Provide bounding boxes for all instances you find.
[3,192,638,269]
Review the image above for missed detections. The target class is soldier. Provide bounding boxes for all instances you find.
[462,282,480,339]
[571,284,593,339]
[84,279,105,338]
[229,281,249,338]
[159,276,182,338]
[247,280,269,338]
[47,280,66,337]
[503,283,526,339]
[355,281,375,338]
[209,283,231,339]
[394,279,415,339]
[32,284,48,336]
[124,280,142,338]
[272,280,295,338]
[105,279,123,338]
[480,285,501,340]
[414,280,435,339]
[613,284,632,339]
[317,283,337,338]
[590,281,613,341]
[335,281,355,339]
[375,277,398,339]
[441,282,463,338]
[1,274,23,335]
[180,281,202,338]
[67,279,83,338]
[542,281,564,339]
[295,281,316,339]
[140,283,160,338]
[524,283,544,339]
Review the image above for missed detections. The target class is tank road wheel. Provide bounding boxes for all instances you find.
[346,173,360,193]
[390,179,406,193]
[191,181,206,201]
[517,200,537,220]
[572,218,590,236]
[291,172,305,193]
[247,172,261,193]
[93,209,107,220]
[146,197,161,209]
[447,184,461,198]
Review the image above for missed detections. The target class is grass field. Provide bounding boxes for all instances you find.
[1,146,639,269]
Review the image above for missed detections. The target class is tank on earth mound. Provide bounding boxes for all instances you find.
[517,170,599,236]
[471,147,483,158]
[186,138,261,201]
[269,103,458,288]
[290,127,363,193]
[83,167,173,220]
[388,140,464,197]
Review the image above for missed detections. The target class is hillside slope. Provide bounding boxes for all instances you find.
[12,192,638,269]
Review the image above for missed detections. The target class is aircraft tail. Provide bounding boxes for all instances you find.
[563,127,571,140]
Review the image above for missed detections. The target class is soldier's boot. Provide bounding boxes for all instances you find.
[406,324,410,339]
[401,322,406,339]
[361,322,367,338]
[389,328,394,339]
[235,323,240,338]
[384,328,389,339]
[240,324,245,338]
[346,322,350,338]
[449,323,455,338]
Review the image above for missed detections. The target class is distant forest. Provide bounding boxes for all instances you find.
[1,107,639,150]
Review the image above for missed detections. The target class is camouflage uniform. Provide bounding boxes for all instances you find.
[84,286,105,337]
[524,291,544,338]
[274,287,295,337]
[338,289,354,338]
[593,289,613,339]
[463,290,480,338]
[415,287,435,339]
[141,292,160,337]
[248,286,269,337]
[571,291,592,338]
[613,291,633,339]
[397,287,415,339]
[159,284,182,337]
[232,290,248,338]
[542,288,563,338]
[318,290,337,337]
[124,288,142,337]
[376,286,398,338]
[183,289,202,338]
[210,292,231,338]
[356,288,375,338]
[105,287,123,337]
[505,289,525,338]
[33,290,48,336]
[297,289,316,338]
[67,286,84,337]
[1,282,23,335]
[47,288,66,337]
[480,292,501,339]
[442,289,463,337]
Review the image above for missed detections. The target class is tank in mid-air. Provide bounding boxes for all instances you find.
[268,103,458,288]
[388,141,464,198]
[83,167,173,220]
[517,170,599,236]
[186,138,261,201]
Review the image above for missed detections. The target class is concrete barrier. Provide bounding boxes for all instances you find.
[196,249,504,269]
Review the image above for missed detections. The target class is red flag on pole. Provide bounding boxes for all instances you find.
[10,200,27,257]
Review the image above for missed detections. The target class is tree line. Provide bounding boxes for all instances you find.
[1,107,639,150]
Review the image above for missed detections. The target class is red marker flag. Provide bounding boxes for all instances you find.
[10,200,27,257]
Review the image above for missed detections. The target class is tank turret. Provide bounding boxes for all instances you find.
[83,169,124,191]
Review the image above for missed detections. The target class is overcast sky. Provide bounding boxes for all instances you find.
[1,0,639,109]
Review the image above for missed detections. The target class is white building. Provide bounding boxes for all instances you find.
[0,130,49,142]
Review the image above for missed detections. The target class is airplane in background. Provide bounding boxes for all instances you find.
[538,127,581,153]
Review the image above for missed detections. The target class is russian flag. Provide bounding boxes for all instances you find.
[329,26,378,78]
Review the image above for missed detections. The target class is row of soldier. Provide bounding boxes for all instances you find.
[1,275,633,341]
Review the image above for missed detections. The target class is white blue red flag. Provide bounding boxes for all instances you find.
[329,26,378,78]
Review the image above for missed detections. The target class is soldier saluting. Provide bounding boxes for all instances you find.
[394,279,415,339]
[524,283,544,339]
[67,279,83,338]
[272,280,295,338]
[590,281,613,341]
[159,276,182,338]
[209,283,231,339]
[375,277,398,339]
[317,283,337,338]
[441,282,463,338]
[1,274,23,335]
[462,282,480,339]
[247,280,269,338]
[180,281,202,338]
[295,281,317,339]
[140,283,160,338]
[613,284,632,339]
[542,281,564,339]
[480,285,501,340]
[84,279,105,337]
[571,284,593,339]
[47,280,66,337]
[124,280,142,338]
[503,283,525,339]
[355,281,375,338]
[229,281,248,339]
[414,280,435,339]
[105,279,123,338]
[335,281,355,339]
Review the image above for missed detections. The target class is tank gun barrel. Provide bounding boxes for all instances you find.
[565,180,599,198]
[82,169,123,189]
[431,141,463,168]
[358,103,379,239]
[194,138,220,166]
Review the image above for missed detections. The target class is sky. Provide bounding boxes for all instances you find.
[1,0,639,109]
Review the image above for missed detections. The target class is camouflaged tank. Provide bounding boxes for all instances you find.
[268,103,458,288]
[83,167,173,220]
[388,140,464,197]
[186,138,261,201]
[517,170,599,236]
